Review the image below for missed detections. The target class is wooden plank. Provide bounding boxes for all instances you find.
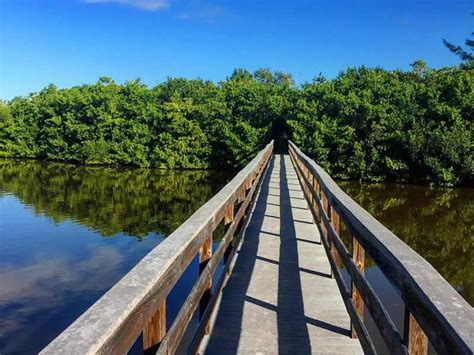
[238,188,246,203]
[291,151,407,355]
[351,236,365,338]
[200,235,213,335]
[224,205,234,225]
[190,157,270,353]
[288,141,474,354]
[404,311,428,355]
[330,206,340,276]
[200,155,363,354]
[157,149,271,355]
[40,141,274,355]
[143,300,166,354]
[321,192,328,240]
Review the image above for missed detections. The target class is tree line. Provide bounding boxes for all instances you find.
[0,62,472,185]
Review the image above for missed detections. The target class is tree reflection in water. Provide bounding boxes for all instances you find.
[0,159,232,354]
[339,181,473,305]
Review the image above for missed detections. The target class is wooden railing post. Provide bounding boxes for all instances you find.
[144,300,166,354]
[238,187,246,203]
[245,177,252,191]
[223,205,235,273]
[330,206,341,275]
[314,179,321,220]
[404,310,428,355]
[224,205,234,225]
[199,234,213,335]
[321,192,328,240]
[351,236,365,338]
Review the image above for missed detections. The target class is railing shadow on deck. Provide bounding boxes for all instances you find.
[198,154,274,353]
[40,141,274,355]
[203,154,344,353]
[276,155,312,353]
[39,139,473,355]
[288,141,474,355]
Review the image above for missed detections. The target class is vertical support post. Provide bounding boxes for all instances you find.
[224,205,234,225]
[199,234,213,335]
[224,205,235,274]
[245,177,252,190]
[404,310,428,355]
[238,187,246,203]
[321,192,328,240]
[314,179,320,220]
[330,206,340,277]
[351,236,365,338]
[144,300,166,354]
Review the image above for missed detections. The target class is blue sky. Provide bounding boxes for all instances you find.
[0,0,471,99]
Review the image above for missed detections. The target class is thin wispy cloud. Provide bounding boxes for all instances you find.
[84,0,169,11]
[177,4,228,23]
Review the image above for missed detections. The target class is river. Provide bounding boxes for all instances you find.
[0,160,472,354]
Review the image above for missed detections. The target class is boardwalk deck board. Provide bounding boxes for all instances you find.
[199,154,363,354]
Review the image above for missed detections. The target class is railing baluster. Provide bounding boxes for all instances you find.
[224,205,234,225]
[238,187,246,202]
[404,310,428,355]
[199,234,213,335]
[351,236,365,338]
[224,204,235,274]
[330,206,340,276]
[144,300,166,354]
[321,192,328,240]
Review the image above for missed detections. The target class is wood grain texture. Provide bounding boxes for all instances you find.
[289,141,474,354]
[143,300,166,353]
[290,148,405,354]
[224,205,234,225]
[40,142,273,355]
[330,206,341,274]
[405,311,428,355]
[157,145,272,355]
[200,235,213,335]
[199,155,363,354]
[351,237,365,339]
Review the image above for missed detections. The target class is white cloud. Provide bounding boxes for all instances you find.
[176,4,226,22]
[84,0,169,11]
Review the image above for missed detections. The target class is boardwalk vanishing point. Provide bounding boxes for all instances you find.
[199,154,363,354]
[42,141,474,355]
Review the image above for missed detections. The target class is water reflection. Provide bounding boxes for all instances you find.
[0,159,231,237]
[0,159,232,354]
[339,181,473,305]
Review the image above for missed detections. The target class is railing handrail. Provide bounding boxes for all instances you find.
[288,140,474,354]
[41,141,274,354]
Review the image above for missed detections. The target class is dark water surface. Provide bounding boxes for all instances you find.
[338,181,473,354]
[0,160,472,354]
[0,160,232,354]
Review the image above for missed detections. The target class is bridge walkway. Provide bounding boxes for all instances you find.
[199,154,363,354]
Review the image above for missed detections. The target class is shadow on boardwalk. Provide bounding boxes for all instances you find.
[200,154,361,354]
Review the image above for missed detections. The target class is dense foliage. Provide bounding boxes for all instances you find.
[0,63,472,185]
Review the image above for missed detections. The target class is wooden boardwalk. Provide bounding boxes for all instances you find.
[42,141,473,355]
[200,154,363,354]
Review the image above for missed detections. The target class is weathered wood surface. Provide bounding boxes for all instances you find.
[351,237,365,339]
[40,139,473,355]
[199,155,363,354]
[40,142,273,355]
[288,141,474,354]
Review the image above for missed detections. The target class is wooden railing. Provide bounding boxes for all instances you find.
[41,141,274,355]
[288,141,474,355]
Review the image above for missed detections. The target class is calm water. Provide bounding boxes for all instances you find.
[338,181,473,354]
[0,159,232,354]
[0,161,472,354]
